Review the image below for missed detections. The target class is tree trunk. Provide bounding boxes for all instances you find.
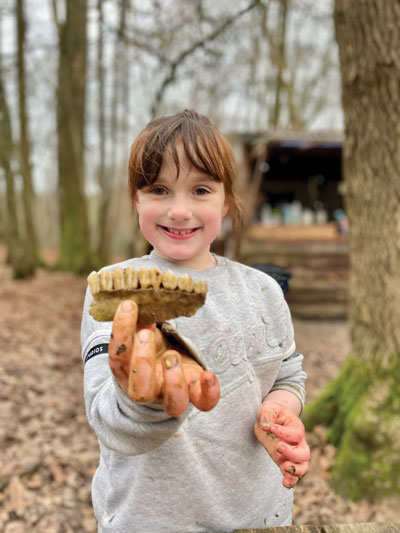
[96,0,108,266]
[303,0,400,501]
[56,0,92,273]
[0,58,32,278]
[16,0,39,269]
[97,0,129,266]
[271,0,288,127]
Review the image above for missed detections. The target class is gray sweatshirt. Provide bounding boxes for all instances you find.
[81,252,306,532]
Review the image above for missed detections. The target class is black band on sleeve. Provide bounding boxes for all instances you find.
[84,343,109,364]
[282,351,300,362]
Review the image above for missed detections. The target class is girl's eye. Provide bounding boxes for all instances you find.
[150,186,168,195]
[194,187,210,196]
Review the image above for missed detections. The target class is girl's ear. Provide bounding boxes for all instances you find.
[222,200,229,218]
[134,192,140,211]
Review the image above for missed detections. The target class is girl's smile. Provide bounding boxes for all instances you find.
[159,225,200,239]
[135,142,228,271]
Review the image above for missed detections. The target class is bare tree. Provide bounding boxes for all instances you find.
[149,0,262,117]
[1,0,340,262]
[270,0,288,126]
[95,0,109,266]
[53,0,93,273]
[304,0,400,501]
[0,50,33,277]
[96,0,131,265]
[16,0,39,268]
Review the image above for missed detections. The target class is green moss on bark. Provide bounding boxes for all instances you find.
[302,356,369,446]
[303,353,400,501]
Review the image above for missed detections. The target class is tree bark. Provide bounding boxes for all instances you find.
[97,0,129,266]
[56,0,92,273]
[96,0,109,266]
[303,0,400,501]
[271,0,288,127]
[16,0,39,269]
[0,57,32,278]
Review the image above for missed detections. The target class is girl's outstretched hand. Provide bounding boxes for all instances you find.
[254,400,310,488]
[108,299,220,416]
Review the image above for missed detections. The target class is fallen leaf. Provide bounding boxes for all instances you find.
[8,476,26,515]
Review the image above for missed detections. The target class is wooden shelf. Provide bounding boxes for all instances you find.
[240,224,350,319]
[246,223,348,243]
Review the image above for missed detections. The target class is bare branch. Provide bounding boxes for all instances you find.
[151,0,262,116]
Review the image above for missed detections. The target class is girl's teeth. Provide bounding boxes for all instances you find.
[168,228,194,235]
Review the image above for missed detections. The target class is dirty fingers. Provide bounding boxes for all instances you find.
[161,351,189,416]
[189,371,220,412]
[129,328,160,403]
[109,300,138,389]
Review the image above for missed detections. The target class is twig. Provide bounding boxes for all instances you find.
[0,460,43,492]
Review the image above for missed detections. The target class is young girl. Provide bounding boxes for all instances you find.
[81,110,309,532]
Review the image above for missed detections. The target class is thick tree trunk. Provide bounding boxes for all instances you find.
[56,0,92,273]
[337,2,400,357]
[303,0,400,501]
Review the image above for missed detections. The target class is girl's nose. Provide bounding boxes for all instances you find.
[167,196,192,220]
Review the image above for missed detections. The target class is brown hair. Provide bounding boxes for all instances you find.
[128,109,241,227]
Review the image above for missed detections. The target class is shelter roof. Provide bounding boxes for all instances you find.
[228,129,344,158]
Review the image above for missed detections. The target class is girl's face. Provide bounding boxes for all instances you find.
[135,142,228,271]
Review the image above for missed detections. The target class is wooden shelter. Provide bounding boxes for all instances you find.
[227,130,349,320]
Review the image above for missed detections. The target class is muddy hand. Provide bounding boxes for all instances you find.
[254,400,310,488]
[108,300,220,416]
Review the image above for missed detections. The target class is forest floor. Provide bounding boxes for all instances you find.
[1,265,400,533]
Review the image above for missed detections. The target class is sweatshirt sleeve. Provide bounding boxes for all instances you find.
[269,291,307,409]
[80,288,193,456]
[270,351,307,409]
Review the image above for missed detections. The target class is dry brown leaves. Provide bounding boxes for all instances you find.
[294,320,400,526]
[0,265,399,532]
[0,267,98,532]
